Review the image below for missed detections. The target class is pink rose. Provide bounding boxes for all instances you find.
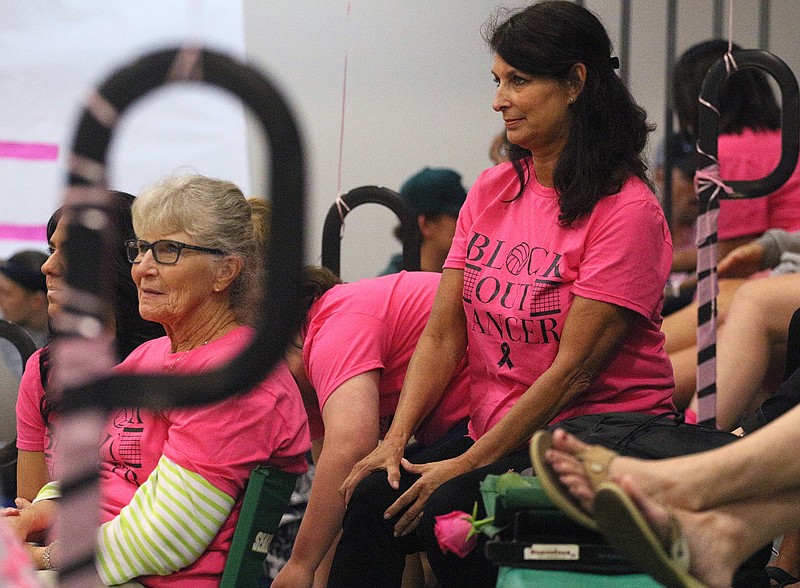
[434,502,495,558]
[434,510,477,558]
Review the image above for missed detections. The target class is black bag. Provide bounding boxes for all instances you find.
[546,411,738,458]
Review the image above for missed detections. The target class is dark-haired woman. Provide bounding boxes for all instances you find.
[331,2,680,586]
[14,192,164,503]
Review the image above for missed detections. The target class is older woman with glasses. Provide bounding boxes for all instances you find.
[6,175,310,588]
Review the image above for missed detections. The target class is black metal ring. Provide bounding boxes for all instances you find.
[58,46,305,410]
[697,49,800,200]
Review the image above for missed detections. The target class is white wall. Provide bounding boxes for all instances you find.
[0,1,249,259]
[243,0,800,282]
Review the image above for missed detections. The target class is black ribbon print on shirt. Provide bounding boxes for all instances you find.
[497,342,514,369]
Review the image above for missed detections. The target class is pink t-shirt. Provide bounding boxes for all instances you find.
[717,129,800,240]
[445,162,675,440]
[16,349,61,479]
[101,326,310,588]
[303,271,470,446]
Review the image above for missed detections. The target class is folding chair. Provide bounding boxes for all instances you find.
[220,466,299,588]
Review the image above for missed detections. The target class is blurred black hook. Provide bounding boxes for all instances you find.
[54,46,306,410]
[321,185,420,277]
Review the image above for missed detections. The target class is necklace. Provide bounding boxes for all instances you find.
[164,340,209,371]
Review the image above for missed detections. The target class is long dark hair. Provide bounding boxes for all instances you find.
[673,39,781,140]
[484,0,653,225]
[40,191,164,401]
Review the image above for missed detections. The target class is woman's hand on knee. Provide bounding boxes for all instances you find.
[385,457,466,537]
[340,438,405,504]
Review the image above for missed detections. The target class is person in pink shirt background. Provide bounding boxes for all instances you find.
[655,41,800,585]
[14,193,164,504]
[273,267,470,588]
[660,40,800,411]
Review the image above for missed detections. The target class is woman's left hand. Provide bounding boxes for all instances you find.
[2,498,35,542]
[1,496,32,518]
[384,457,469,536]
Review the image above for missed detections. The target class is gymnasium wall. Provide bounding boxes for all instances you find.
[2,1,799,282]
[242,0,800,281]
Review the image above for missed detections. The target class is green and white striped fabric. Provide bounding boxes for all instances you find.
[32,480,61,503]
[95,455,234,585]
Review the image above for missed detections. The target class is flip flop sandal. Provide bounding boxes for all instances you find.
[529,429,618,532]
[594,481,707,588]
[766,565,800,587]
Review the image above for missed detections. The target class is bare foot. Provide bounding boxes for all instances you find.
[545,429,687,512]
[617,475,742,588]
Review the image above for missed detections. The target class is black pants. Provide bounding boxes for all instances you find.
[327,427,475,588]
[327,412,738,588]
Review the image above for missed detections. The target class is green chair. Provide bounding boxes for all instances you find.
[221,466,299,588]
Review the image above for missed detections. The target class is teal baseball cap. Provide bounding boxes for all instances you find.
[399,167,467,217]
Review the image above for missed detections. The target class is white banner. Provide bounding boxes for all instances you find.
[0,0,249,258]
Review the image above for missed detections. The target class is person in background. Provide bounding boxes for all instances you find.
[14,193,164,504]
[0,251,50,349]
[706,229,800,431]
[380,167,468,276]
[654,132,699,316]
[696,231,800,587]
[0,251,50,503]
[669,39,795,274]
[273,267,470,588]
[661,39,800,412]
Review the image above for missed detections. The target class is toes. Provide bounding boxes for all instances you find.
[548,450,585,476]
[552,429,589,454]
[558,474,594,501]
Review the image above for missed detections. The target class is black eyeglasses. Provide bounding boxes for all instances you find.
[125,239,225,265]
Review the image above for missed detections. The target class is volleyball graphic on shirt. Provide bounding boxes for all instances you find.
[505,242,531,276]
